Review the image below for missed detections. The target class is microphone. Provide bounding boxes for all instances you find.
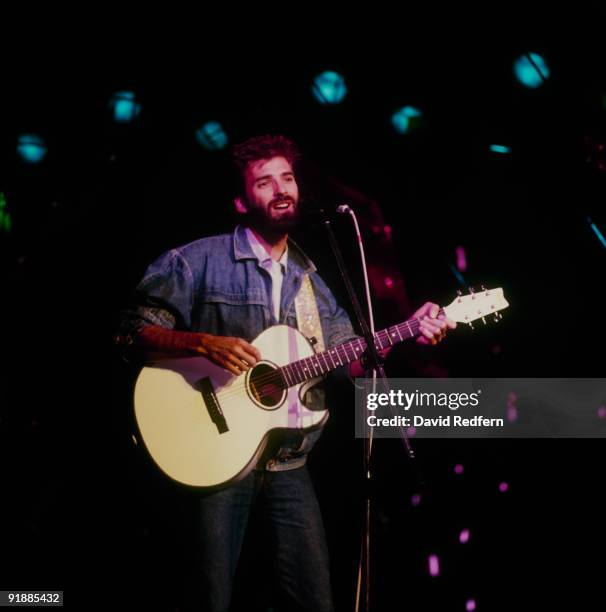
[336,204,351,214]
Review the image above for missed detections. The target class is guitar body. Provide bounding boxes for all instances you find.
[134,325,326,489]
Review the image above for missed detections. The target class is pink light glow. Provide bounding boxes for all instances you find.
[499,482,509,493]
[459,529,470,544]
[428,554,440,577]
[454,464,464,475]
[407,426,417,437]
[598,406,606,419]
[466,599,477,611]
[456,246,467,272]
[507,392,518,422]
[384,276,394,288]
[384,225,392,237]
[411,494,422,507]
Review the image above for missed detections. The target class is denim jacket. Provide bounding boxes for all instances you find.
[120,224,358,471]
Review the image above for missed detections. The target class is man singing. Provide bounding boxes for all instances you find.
[118,134,455,611]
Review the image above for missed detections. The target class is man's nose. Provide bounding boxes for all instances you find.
[274,182,289,196]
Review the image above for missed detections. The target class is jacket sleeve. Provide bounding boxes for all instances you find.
[116,249,195,357]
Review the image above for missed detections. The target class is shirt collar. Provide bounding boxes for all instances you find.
[244,226,288,271]
[232,224,316,274]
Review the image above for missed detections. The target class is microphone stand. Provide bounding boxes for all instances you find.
[314,203,418,612]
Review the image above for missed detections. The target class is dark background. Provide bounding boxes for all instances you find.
[1,8,606,610]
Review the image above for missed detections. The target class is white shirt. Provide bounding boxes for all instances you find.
[245,227,288,322]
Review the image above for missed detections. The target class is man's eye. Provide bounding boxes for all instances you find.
[284,176,294,182]
[258,181,269,188]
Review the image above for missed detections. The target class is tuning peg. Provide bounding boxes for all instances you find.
[468,287,475,299]
[468,287,475,293]
[457,289,462,296]
[468,322,474,330]
[482,317,487,325]
[493,313,501,322]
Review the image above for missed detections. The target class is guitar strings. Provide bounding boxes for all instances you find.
[213,317,426,403]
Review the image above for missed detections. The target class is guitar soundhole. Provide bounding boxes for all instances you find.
[249,363,285,409]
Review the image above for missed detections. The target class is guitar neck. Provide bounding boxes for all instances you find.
[279,308,445,386]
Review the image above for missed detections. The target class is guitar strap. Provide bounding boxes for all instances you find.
[294,274,325,352]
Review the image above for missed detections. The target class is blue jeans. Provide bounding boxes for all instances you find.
[185,466,334,612]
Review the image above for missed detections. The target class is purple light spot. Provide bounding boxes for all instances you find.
[407,426,417,437]
[456,246,467,272]
[499,482,509,493]
[459,528,470,544]
[598,406,606,419]
[508,392,517,403]
[428,554,440,577]
[384,225,392,237]
[411,494,422,507]
[384,276,394,289]
[466,599,476,611]
[454,464,464,475]
[507,406,518,423]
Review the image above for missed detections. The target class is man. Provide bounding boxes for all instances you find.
[118,135,455,611]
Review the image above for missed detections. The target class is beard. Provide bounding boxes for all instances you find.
[243,195,301,234]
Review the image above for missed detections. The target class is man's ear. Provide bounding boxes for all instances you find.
[234,197,248,215]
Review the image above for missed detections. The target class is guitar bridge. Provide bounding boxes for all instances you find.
[197,377,229,434]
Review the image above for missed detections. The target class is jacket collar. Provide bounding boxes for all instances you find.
[233,224,316,274]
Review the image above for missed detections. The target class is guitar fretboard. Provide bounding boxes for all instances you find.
[278,308,445,387]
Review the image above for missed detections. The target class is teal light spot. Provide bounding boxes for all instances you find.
[513,53,550,88]
[17,134,47,163]
[489,144,512,154]
[196,121,228,151]
[311,71,347,105]
[110,91,141,123]
[391,106,423,135]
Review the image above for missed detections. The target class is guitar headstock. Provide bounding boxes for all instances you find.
[443,287,509,328]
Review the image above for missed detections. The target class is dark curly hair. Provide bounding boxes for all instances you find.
[232,134,301,196]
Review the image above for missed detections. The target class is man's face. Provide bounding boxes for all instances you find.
[237,156,300,233]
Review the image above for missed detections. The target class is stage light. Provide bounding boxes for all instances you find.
[588,217,606,249]
[507,392,518,423]
[489,144,512,154]
[449,263,467,287]
[196,121,228,151]
[428,554,440,577]
[499,482,509,493]
[109,91,141,123]
[311,71,347,105]
[391,106,422,135]
[456,246,467,272]
[17,134,47,164]
[466,599,477,611]
[513,53,550,88]
[459,529,470,544]
[454,464,464,475]
[411,494,422,507]
[0,193,12,234]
